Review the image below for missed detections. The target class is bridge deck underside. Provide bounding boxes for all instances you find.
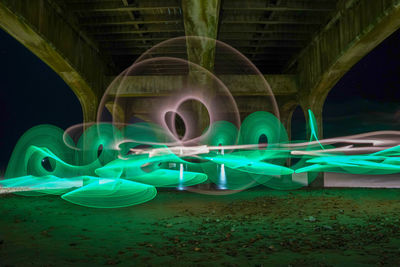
[56,0,339,75]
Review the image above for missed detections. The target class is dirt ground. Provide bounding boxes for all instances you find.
[1,188,400,266]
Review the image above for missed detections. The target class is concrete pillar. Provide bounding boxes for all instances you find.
[302,100,324,140]
[278,102,297,141]
[300,98,325,187]
[105,102,125,126]
[181,0,221,189]
[181,0,221,135]
[181,0,220,71]
[277,102,297,169]
[80,97,98,125]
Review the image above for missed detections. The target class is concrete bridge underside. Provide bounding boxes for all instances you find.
[1,0,400,186]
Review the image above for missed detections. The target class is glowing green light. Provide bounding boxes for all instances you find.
[2,110,400,208]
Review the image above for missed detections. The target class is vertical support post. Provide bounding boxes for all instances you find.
[105,102,126,126]
[278,102,296,168]
[279,103,297,141]
[181,0,221,189]
[181,0,221,133]
[181,0,221,71]
[301,98,325,187]
[80,96,99,126]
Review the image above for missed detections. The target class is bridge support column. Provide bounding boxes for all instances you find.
[278,103,296,169]
[80,97,99,125]
[278,102,298,141]
[105,102,125,126]
[182,0,221,135]
[300,97,325,187]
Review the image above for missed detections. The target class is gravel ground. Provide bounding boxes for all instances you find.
[1,188,400,266]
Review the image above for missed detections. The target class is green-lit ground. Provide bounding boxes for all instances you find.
[1,188,400,266]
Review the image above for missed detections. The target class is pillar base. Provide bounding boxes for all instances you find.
[308,172,324,188]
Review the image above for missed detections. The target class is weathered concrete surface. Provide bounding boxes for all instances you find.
[181,0,221,138]
[220,75,297,96]
[181,0,221,73]
[106,74,299,134]
[276,98,298,141]
[105,101,125,125]
[285,0,400,187]
[290,0,400,138]
[106,75,298,97]
[0,0,113,123]
[116,96,278,122]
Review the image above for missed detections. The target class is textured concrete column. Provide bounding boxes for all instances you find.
[300,98,325,187]
[181,0,221,134]
[82,99,99,126]
[293,0,400,123]
[278,102,297,169]
[181,0,220,71]
[302,99,324,140]
[181,0,220,189]
[105,102,125,126]
[278,102,298,141]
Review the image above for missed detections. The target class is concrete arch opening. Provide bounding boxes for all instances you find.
[294,1,400,141]
[0,0,112,124]
[323,28,400,139]
[291,105,307,142]
[322,28,400,188]
[0,29,83,172]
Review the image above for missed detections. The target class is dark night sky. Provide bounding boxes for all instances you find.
[0,29,82,172]
[0,27,400,172]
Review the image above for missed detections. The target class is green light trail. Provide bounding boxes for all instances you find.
[1,110,398,208]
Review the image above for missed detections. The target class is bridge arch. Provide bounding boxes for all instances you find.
[0,0,113,123]
[289,0,400,138]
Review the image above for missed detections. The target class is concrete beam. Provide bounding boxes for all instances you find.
[119,96,285,117]
[220,24,319,34]
[101,40,305,49]
[220,75,298,96]
[220,33,309,41]
[79,16,182,26]
[68,2,181,13]
[222,18,324,25]
[105,47,300,56]
[223,1,336,12]
[105,75,298,97]
[96,35,180,42]
[85,24,184,35]
[68,0,334,13]
[106,74,298,134]
[0,0,113,123]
